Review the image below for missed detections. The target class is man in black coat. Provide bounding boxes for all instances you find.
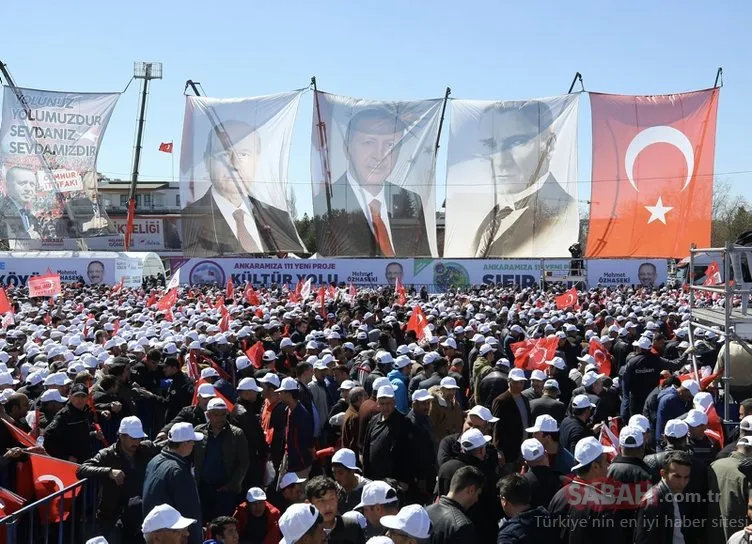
[477,359,509,409]
[182,120,304,256]
[497,473,557,543]
[44,384,101,463]
[426,465,483,543]
[530,379,566,424]
[559,394,596,454]
[635,451,694,544]
[160,356,194,425]
[312,107,431,257]
[520,438,564,509]
[492,368,531,469]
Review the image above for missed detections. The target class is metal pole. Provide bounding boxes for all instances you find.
[128,65,151,211]
[311,76,333,216]
[714,67,723,88]
[434,87,451,155]
[724,241,732,426]
[567,72,583,93]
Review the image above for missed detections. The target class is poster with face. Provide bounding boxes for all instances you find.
[444,95,579,258]
[310,92,443,257]
[179,92,305,256]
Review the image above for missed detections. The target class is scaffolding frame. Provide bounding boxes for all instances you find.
[689,242,752,429]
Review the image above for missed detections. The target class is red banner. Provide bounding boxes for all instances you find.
[586,89,718,258]
[28,274,62,298]
[16,454,81,521]
[555,287,578,310]
[0,287,12,315]
[511,336,558,371]
[246,341,265,369]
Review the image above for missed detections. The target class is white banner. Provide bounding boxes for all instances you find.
[444,95,579,258]
[179,92,305,255]
[311,92,443,257]
[0,254,116,287]
[115,257,143,288]
[586,259,668,288]
[0,87,119,239]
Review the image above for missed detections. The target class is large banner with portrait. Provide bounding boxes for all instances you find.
[179,92,306,256]
[444,95,579,258]
[0,87,119,240]
[310,91,443,257]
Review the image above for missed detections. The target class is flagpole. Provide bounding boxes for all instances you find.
[171,140,175,183]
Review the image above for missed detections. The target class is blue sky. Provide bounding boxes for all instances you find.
[1,1,750,215]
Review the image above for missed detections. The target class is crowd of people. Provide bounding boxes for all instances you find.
[0,279,750,544]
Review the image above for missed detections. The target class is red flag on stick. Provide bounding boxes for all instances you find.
[406,306,431,342]
[225,279,234,299]
[396,276,407,306]
[245,283,260,305]
[588,337,613,377]
[512,337,558,371]
[17,453,82,521]
[1,419,36,448]
[555,287,578,310]
[191,379,235,412]
[703,261,722,286]
[158,142,173,153]
[246,341,265,369]
[317,287,326,318]
[0,287,13,315]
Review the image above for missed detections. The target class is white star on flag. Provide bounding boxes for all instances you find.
[645,196,673,224]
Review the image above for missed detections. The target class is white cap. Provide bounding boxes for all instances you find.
[197,383,216,399]
[40,389,67,403]
[246,487,267,503]
[258,373,281,388]
[510,324,525,335]
[693,392,713,413]
[459,428,491,452]
[332,448,360,471]
[479,344,494,356]
[355,481,398,509]
[521,438,546,462]
[530,369,547,382]
[118,416,147,439]
[581,372,602,388]
[276,377,299,392]
[468,405,499,423]
[366,537,394,544]
[381,505,431,540]
[376,351,394,365]
[200,367,219,380]
[339,380,356,391]
[343,510,368,529]
[393,355,411,369]
[372,377,391,392]
[685,409,708,427]
[619,425,644,448]
[546,357,566,370]
[263,350,277,362]
[526,414,558,433]
[377,385,395,399]
[279,503,321,544]
[440,338,457,349]
[738,437,752,447]
[572,436,613,471]
[141,504,196,535]
[237,377,262,392]
[439,376,459,389]
[633,336,652,350]
[167,422,204,443]
[740,415,752,432]
[235,356,251,371]
[206,398,228,412]
[85,538,109,544]
[279,472,307,490]
[508,368,526,382]
[571,394,594,410]
[682,379,700,397]
[577,354,596,365]
[628,414,650,434]
[411,389,432,403]
[664,419,689,438]
[543,379,560,390]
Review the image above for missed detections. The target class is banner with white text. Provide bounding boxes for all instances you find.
[0,87,119,240]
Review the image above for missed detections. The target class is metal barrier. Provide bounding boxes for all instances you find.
[0,478,98,544]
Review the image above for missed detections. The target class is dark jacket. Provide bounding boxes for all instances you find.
[492,391,531,463]
[529,395,566,424]
[425,496,476,543]
[163,371,194,424]
[328,514,366,544]
[142,449,203,544]
[634,480,681,544]
[621,352,684,419]
[407,409,437,493]
[193,421,250,494]
[362,410,414,483]
[558,415,592,455]
[77,440,161,528]
[478,369,508,409]
[549,479,626,544]
[161,404,206,435]
[285,402,314,472]
[523,465,564,509]
[497,506,556,544]
[233,399,269,488]
[607,455,657,486]
[43,403,97,463]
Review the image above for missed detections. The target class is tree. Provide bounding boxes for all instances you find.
[294,213,317,255]
[711,178,749,246]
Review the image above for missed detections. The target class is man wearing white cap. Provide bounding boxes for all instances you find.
[277,376,315,478]
[655,378,700,451]
[278,502,325,544]
[521,369,547,401]
[606,425,654,486]
[519,437,562,509]
[143,422,204,544]
[331,448,372,513]
[231,486,282,543]
[471,343,496,405]
[525,414,576,477]
[354,480,400,539]
[476,356,509,409]
[428,376,463,442]
[684,408,719,467]
[710,437,752,542]
[381,504,431,544]
[141,503,197,544]
[159,382,216,440]
[549,436,618,541]
[193,397,249,521]
[407,388,438,500]
[529,378,566,424]
[559,394,596,454]
[362,385,413,486]
[258,373,287,470]
[77,416,161,541]
[234,377,268,490]
[491,367,531,471]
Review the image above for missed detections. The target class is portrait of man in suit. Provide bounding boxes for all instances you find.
[469,101,577,258]
[313,107,431,257]
[0,166,41,239]
[182,120,304,256]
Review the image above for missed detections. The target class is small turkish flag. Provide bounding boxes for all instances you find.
[245,283,260,305]
[703,261,722,285]
[407,306,431,341]
[395,276,407,306]
[17,453,81,521]
[317,286,327,318]
[555,287,578,310]
[0,287,12,315]
[246,341,265,369]
[588,337,613,377]
[158,142,173,153]
[226,279,234,299]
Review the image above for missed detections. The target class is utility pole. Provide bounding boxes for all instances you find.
[125,61,162,251]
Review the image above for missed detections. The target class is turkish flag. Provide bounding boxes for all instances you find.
[588,337,612,377]
[158,289,177,312]
[396,276,407,306]
[317,287,327,318]
[146,291,157,307]
[219,306,230,332]
[17,453,81,521]
[512,337,557,371]
[407,306,431,341]
[555,287,578,310]
[191,378,235,412]
[586,89,719,258]
[158,142,173,153]
[348,282,357,299]
[1,419,36,448]
[226,279,234,299]
[0,287,12,315]
[29,273,62,298]
[245,283,260,305]
[246,341,265,369]
[703,261,722,285]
